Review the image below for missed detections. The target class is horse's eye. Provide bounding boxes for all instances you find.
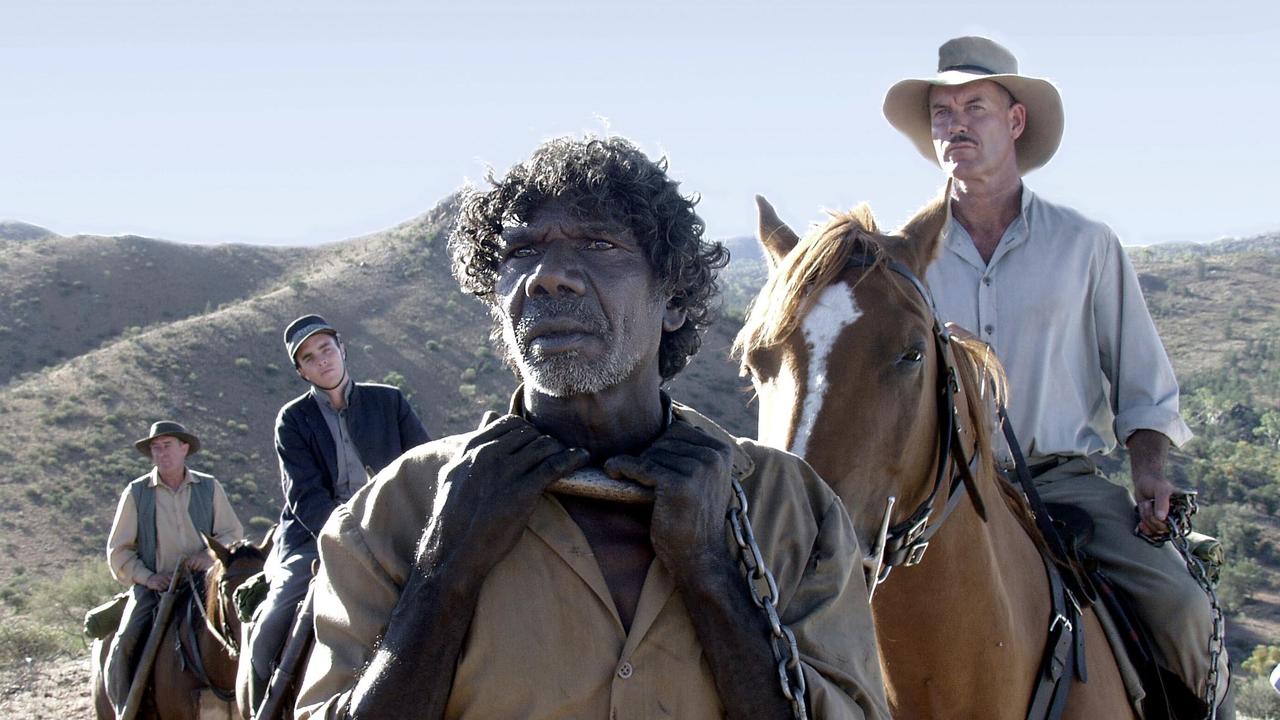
[899,348,925,364]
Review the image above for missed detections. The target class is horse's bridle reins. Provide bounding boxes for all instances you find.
[177,559,264,702]
[843,251,988,599]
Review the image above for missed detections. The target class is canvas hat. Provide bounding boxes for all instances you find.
[883,36,1064,175]
[134,420,200,456]
[284,314,339,364]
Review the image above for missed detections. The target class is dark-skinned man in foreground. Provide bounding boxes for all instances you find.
[295,136,889,719]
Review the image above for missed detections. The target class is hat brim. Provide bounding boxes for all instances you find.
[883,71,1063,175]
[134,432,201,457]
[289,327,338,363]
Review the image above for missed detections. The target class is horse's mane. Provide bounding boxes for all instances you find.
[732,204,882,361]
[948,332,1007,499]
[730,201,1034,535]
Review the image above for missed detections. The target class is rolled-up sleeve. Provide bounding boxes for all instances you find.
[1095,235,1193,447]
[106,489,150,587]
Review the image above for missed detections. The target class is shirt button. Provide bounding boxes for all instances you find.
[983,276,992,286]
[984,324,994,334]
[617,662,634,679]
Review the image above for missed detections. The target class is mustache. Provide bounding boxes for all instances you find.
[947,133,977,146]
[513,297,610,342]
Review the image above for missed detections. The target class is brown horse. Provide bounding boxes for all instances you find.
[91,535,270,719]
[733,194,1134,719]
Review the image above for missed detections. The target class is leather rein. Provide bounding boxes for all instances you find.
[844,252,987,599]
[179,563,262,702]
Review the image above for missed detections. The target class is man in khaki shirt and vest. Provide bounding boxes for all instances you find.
[104,420,245,714]
[883,36,1230,716]
[295,136,889,719]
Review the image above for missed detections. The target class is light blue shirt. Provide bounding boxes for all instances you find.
[925,185,1193,463]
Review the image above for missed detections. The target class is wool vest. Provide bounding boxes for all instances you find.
[128,471,215,573]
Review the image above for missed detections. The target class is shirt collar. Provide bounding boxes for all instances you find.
[942,182,1036,268]
[311,377,355,410]
[148,467,195,488]
[504,385,753,480]
[506,384,674,431]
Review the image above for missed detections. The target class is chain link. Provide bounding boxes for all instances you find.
[1162,495,1225,720]
[1140,494,1225,718]
[727,476,808,720]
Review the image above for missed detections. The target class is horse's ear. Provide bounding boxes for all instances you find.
[756,195,799,269]
[895,184,951,276]
[203,533,232,568]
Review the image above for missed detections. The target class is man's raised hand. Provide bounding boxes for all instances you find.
[418,414,590,579]
[604,419,735,578]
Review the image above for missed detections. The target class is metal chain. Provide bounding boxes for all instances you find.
[726,476,809,720]
[1163,495,1225,720]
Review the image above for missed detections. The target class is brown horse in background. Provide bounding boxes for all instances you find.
[734,194,1133,719]
[91,535,269,719]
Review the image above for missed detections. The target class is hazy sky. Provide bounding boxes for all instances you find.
[2,0,1277,246]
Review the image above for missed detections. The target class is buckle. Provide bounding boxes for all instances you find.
[903,540,930,566]
[903,516,928,545]
[1049,613,1073,634]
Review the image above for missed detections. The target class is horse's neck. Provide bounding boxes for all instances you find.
[872,479,1050,716]
[199,577,240,686]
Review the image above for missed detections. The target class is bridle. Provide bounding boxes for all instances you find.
[180,557,264,701]
[845,250,1096,720]
[841,252,988,599]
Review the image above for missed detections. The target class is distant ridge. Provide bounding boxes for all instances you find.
[1135,231,1280,258]
[0,221,59,242]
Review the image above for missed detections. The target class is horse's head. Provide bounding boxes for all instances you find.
[203,531,271,640]
[734,193,1002,558]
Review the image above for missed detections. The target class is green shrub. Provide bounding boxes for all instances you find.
[1236,674,1280,719]
[1217,558,1265,612]
[1243,645,1280,677]
[382,371,409,394]
[234,357,252,370]
[0,618,69,662]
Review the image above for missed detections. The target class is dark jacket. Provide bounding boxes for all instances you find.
[275,382,430,556]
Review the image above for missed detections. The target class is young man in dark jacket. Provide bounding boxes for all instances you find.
[244,314,430,711]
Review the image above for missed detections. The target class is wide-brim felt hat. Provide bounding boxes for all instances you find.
[134,420,201,456]
[883,36,1064,175]
[284,313,338,364]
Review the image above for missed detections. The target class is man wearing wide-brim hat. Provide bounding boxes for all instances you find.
[103,420,245,714]
[884,36,1230,717]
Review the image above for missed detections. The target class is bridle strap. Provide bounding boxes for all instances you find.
[843,252,985,591]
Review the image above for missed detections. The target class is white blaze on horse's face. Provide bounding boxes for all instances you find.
[790,282,862,457]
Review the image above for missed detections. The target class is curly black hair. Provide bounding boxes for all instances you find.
[449,135,728,380]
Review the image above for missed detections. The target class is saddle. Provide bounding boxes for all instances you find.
[997,404,1223,720]
[1038,500,1221,720]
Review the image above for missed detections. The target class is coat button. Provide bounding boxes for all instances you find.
[617,662,634,679]
[984,324,994,334]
